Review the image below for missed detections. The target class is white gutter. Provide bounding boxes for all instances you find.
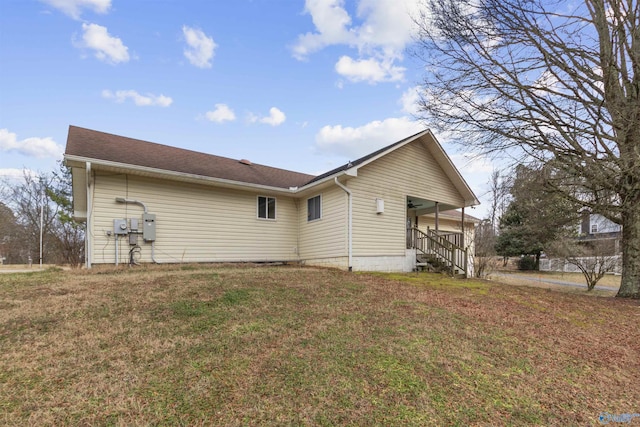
[334,177,352,272]
[85,162,92,269]
[64,154,357,196]
[65,155,304,195]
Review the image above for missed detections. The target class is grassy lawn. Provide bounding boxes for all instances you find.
[1,265,638,426]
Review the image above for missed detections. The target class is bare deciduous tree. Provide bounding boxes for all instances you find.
[1,172,58,265]
[414,0,640,298]
[1,166,84,267]
[472,218,497,278]
[0,201,20,264]
[48,164,85,267]
[548,239,621,291]
[488,170,511,232]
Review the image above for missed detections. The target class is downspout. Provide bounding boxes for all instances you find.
[334,177,352,272]
[85,162,92,269]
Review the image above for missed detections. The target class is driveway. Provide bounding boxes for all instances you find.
[492,272,618,292]
[0,266,53,274]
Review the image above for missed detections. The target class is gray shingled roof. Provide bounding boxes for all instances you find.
[65,126,315,189]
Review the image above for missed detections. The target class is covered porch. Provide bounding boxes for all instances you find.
[405,196,471,277]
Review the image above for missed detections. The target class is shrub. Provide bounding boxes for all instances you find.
[517,255,537,271]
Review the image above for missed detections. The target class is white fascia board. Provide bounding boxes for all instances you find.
[63,155,299,195]
[294,169,356,194]
[73,211,87,221]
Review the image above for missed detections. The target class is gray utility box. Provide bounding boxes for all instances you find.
[143,213,156,242]
[113,219,128,235]
[129,233,138,245]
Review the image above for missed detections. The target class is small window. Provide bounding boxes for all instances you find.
[258,196,276,220]
[307,195,321,221]
[591,223,598,233]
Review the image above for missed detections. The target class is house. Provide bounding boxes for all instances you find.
[410,209,481,274]
[64,126,480,274]
[578,212,622,254]
[418,209,480,247]
[539,211,623,274]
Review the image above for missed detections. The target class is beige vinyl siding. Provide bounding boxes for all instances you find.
[419,216,466,233]
[90,172,298,264]
[349,140,466,257]
[419,216,475,248]
[298,187,347,261]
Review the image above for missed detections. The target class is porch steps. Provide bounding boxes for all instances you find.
[416,255,466,278]
[409,227,468,278]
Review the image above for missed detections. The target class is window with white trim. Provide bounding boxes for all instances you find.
[307,195,321,221]
[257,196,276,220]
[591,223,598,233]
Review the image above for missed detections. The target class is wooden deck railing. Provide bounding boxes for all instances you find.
[408,227,468,276]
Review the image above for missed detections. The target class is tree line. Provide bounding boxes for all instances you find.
[0,163,84,267]
[472,164,621,291]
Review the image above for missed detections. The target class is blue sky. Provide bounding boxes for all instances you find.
[0,0,493,217]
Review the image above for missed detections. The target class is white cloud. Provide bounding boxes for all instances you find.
[0,129,63,159]
[291,0,355,60]
[260,107,286,126]
[79,23,129,64]
[354,0,420,53]
[205,104,236,123]
[40,0,111,19]
[0,169,37,184]
[182,26,216,68]
[315,116,423,158]
[292,0,421,83]
[335,55,404,84]
[399,85,421,115]
[102,89,173,107]
[248,107,287,126]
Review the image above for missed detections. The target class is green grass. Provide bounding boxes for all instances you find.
[1,264,638,426]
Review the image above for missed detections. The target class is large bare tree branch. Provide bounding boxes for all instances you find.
[413,0,640,297]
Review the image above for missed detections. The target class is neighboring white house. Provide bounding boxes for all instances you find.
[64,126,480,274]
[580,213,622,236]
[540,211,623,274]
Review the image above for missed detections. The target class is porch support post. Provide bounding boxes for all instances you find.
[461,207,465,248]
[435,202,439,231]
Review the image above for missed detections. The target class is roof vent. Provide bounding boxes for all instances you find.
[239,159,252,165]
